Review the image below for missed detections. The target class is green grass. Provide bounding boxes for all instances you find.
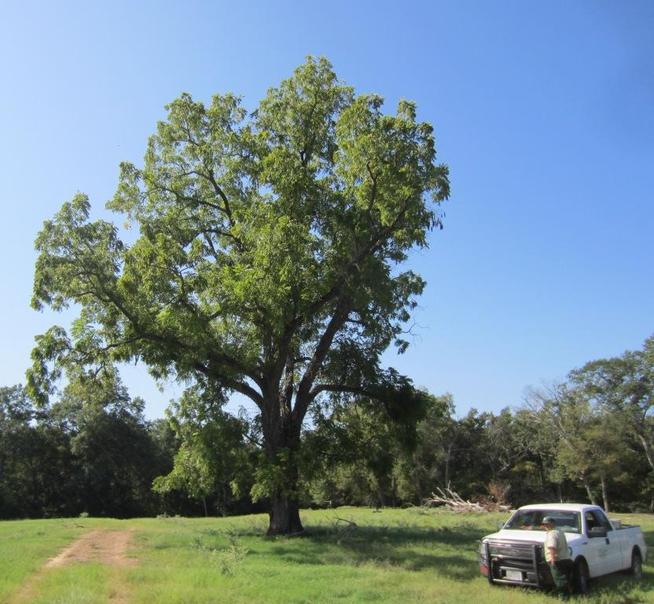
[0,517,133,604]
[0,517,87,601]
[1,508,652,604]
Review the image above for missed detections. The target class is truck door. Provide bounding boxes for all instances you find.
[593,509,625,573]
[583,510,621,575]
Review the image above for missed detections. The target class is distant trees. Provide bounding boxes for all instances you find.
[3,333,652,519]
[0,385,71,517]
[298,334,654,513]
[55,373,164,516]
[524,335,654,512]
[570,336,654,477]
[0,379,175,519]
[153,387,257,516]
[301,389,441,507]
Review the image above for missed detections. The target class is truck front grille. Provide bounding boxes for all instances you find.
[485,540,546,587]
[488,540,542,560]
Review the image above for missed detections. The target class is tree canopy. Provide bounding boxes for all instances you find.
[29,57,450,534]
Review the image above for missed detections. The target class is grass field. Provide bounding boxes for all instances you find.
[1,508,652,604]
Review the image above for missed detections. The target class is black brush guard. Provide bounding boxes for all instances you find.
[484,540,552,587]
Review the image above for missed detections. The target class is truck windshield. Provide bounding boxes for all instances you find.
[504,510,581,534]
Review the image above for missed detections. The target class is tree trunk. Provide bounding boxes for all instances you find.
[600,474,609,513]
[582,478,596,505]
[265,456,304,535]
[537,459,545,491]
[376,486,385,509]
[637,434,654,473]
[391,476,397,508]
[262,402,304,536]
[268,493,303,536]
[444,442,453,488]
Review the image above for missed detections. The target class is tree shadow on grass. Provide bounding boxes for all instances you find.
[246,524,487,582]
[304,523,490,548]
[236,521,654,600]
[641,529,654,547]
[565,569,652,604]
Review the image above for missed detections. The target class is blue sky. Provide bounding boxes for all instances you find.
[1,0,652,419]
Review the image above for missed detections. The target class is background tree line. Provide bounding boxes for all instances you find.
[1,334,651,520]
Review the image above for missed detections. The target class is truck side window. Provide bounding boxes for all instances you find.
[586,510,612,534]
[594,510,613,532]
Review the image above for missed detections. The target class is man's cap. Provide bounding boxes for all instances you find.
[542,516,555,525]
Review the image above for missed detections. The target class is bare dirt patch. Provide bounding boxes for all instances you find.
[10,530,137,604]
[44,529,137,568]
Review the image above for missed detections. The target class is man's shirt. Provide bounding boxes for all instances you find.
[544,528,569,563]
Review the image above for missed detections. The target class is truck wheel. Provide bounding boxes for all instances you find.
[629,550,643,580]
[574,559,590,595]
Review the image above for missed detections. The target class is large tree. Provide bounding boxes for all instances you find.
[29,57,449,534]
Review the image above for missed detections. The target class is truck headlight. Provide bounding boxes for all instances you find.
[479,541,488,563]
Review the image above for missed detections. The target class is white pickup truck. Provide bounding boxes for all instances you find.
[478,503,647,593]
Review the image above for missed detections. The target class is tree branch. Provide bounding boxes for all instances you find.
[292,296,351,423]
[83,276,266,392]
[193,361,264,409]
[202,168,236,228]
[309,383,371,399]
[305,195,413,318]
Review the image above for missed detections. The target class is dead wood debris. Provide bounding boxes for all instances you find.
[334,517,358,528]
[424,487,512,513]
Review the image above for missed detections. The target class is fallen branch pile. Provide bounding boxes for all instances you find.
[424,487,512,513]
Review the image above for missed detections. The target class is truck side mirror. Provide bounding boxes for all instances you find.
[588,526,607,538]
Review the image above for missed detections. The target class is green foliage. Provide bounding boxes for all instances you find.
[30,58,448,395]
[569,334,654,482]
[0,381,174,520]
[0,385,73,518]
[153,387,255,515]
[6,336,654,518]
[250,449,299,503]
[522,334,654,511]
[29,57,450,532]
[392,394,456,502]
[213,532,250,576]
[303,392,450,507]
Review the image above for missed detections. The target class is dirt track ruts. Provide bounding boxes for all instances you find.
[44,529,136,568]
[10,529,137,604]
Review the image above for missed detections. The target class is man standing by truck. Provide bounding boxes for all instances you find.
[480,503,647,593]
[542,516,572,598]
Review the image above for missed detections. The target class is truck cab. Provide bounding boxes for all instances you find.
[479,503,647,593]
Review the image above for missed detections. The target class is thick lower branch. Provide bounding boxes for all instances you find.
[309,383,371,400]
[292,297,350,423]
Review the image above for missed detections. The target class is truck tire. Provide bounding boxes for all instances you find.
[573,559,590,595]
[628,550,643,580]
